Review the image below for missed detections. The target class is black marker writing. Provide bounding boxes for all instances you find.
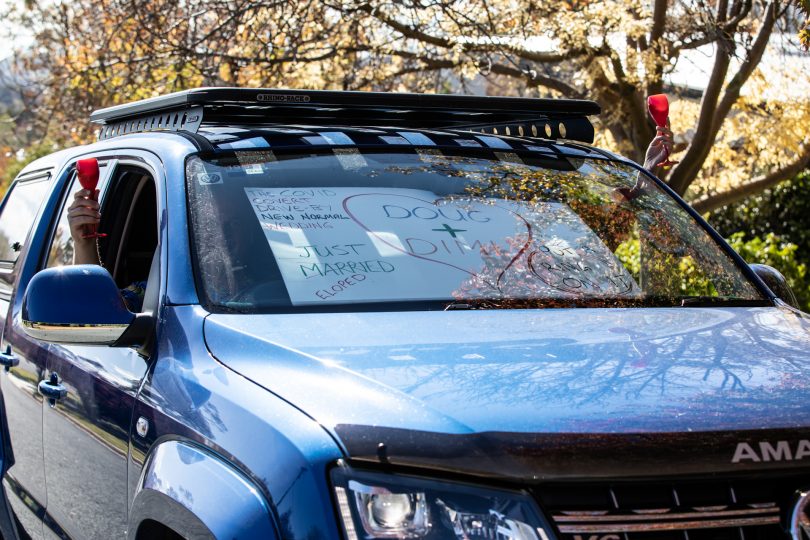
[315,274,368,300]
[300,260,395,278]
[382,204,490,223]
[297,244,366,258]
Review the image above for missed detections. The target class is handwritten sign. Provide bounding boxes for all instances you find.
[245,187,638,305]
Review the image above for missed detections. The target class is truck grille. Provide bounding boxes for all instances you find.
[535,478,804,539]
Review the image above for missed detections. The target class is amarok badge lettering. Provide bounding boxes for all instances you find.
[732,440,810,463]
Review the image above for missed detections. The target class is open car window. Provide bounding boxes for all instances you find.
[186,148,764,312]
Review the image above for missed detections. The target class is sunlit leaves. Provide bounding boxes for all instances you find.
[728,232,810,308]
[796,0,810,49]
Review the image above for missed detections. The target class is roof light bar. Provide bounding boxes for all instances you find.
[90,87,600,143]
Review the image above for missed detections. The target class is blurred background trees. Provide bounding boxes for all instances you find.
[1,0,809,306]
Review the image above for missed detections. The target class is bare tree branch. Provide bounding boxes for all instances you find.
[387,49,583,96]
[718,0,731,23]
[356,2,572,63]
[488,63,583,97]
[668,1,778,195]
[711,2,778,132]
[645,0,669,96]
[675,0,752,51]
[691,146,810,213]
[650,0,668,46]
[667,44,734,194]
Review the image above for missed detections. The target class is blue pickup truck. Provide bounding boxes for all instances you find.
[0,88,808,540]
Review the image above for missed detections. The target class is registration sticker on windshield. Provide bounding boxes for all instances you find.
[194,172,223,185]
[244,187,639,305]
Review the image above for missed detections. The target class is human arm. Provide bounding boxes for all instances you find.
[66,187,148,310]
[643,121,674,171]
[614,122,675,203]
[67,188,101,265]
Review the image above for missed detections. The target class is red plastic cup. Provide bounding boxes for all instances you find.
[647,94,678,168]
[76,158,106,239]
[647,94,669,127]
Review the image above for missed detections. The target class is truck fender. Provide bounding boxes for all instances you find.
[128,439,277,540]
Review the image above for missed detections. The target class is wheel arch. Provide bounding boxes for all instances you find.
[127,438,278,540]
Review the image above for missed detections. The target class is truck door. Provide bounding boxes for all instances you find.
[0,170,55,539]
[37,156,159,540]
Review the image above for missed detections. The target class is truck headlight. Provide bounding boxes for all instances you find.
[331,468,556,540]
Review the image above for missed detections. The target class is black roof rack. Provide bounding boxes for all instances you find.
[90,87,600,143]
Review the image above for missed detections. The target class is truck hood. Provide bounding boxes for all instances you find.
[204,306,810,478]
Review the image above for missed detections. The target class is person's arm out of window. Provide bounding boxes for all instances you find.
[67,188,101,265]
[644,120,674,171]
[616,121,675,202]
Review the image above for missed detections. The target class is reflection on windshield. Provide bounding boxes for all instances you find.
[186,149,763,312]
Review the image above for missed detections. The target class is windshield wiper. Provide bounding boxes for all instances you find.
[444,302,473,310]
[679,296,767,307]
[443,299,507,310]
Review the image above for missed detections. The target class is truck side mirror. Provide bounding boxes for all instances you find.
[22,265,135,345]
[749,263,800,310]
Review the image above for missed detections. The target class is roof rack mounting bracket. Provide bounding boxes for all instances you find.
[98,106,203,140]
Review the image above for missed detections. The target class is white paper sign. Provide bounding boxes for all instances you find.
[245,187,638,305]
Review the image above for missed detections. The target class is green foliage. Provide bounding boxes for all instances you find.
[0,142,57,195]
[614,229,809,306]
[615,237,718,297]
[677,256,718,297]
[615,237,640,277]
[710,171,810,263]
[709,171,810,311]
[727,232,810,311]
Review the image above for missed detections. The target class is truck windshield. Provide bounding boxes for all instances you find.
[186,147,764,312]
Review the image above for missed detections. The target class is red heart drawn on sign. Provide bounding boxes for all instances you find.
[342,193,533,292]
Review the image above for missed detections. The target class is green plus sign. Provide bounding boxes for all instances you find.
[432,223,466,238]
